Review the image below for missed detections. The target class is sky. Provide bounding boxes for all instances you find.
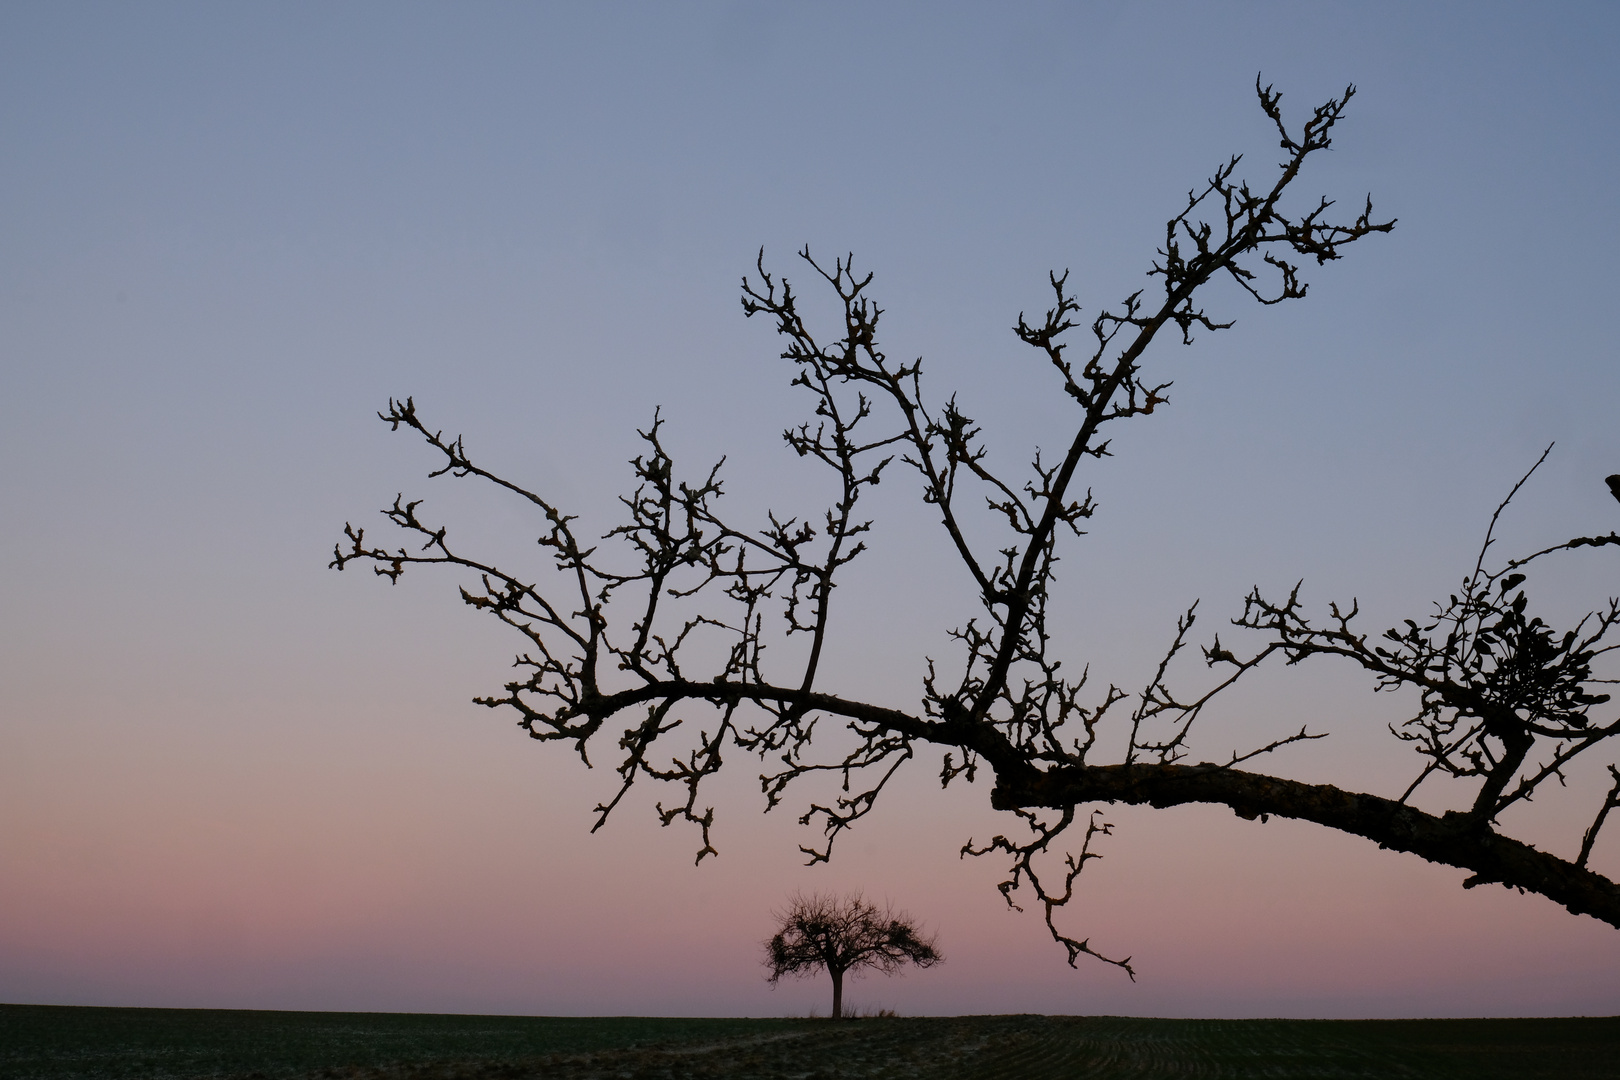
[3,1,1620,1019]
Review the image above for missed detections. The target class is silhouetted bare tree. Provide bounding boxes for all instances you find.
[765,892,941,1018]
[333,79,1620,976]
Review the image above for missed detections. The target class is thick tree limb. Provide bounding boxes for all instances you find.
[995,762,1620,928]
[336,79,1620,975]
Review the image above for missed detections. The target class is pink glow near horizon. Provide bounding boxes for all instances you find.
[3,2,1619,1018]
[7,689,1618,1016]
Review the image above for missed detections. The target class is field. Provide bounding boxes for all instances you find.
[4,1004,1619,1080]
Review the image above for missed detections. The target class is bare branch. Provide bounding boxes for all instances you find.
[326,80,1620,975]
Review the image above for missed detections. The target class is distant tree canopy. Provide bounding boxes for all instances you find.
[765,892,941,1019]
[334,79,1620,977]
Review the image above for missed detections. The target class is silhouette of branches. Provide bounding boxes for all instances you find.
[335,80,1620,969]
[765,891,941,1018]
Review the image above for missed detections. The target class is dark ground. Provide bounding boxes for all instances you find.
[4,1004,1618,1080]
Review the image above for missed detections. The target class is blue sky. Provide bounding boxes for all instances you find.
[4,2,1619,1017]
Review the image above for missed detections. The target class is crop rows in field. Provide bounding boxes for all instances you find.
[4,1005,1618,1080]
[469,1015,1619,1080]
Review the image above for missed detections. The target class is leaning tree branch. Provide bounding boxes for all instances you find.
[995,761,1620,928]
[331,78,1620,974]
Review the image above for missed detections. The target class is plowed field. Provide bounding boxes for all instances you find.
[4,1005,1617,1080]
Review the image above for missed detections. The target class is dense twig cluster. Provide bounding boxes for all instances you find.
[1236,448,1620,873]
[335,80,1620,973]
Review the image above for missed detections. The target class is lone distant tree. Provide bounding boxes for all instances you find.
[766,892,941,1018]
[333,79,1620,976]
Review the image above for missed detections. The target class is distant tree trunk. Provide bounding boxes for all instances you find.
[764,892,941,1018]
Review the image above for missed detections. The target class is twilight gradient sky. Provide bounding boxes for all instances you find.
[4,2,1620,1019]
